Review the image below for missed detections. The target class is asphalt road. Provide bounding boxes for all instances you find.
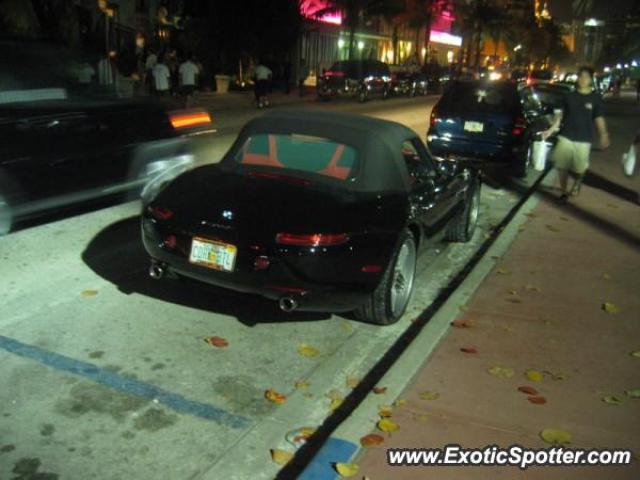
[0,95,542,480]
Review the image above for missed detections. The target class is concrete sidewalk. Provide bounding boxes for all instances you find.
[353,174,640,477]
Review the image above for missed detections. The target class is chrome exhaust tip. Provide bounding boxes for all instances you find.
[149,261,166,280]
[278,296,299,313]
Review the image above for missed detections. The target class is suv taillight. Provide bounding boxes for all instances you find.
[430,108,439,127]
[275,233,349,247]
[512,117,527,135]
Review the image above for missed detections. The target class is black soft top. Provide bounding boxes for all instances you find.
[219,109,416,193]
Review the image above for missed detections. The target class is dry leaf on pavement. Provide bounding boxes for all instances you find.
[625,389,640,399]
[488,366,515,378]
[630,351,640,358]
[546,224,560,232]
[270,449,293,466]
[297,343,320,357]
[518,386,539,395]
[419,391,440,401]
[377,418,400,433]
[392,399,407,407]
[602,273,612,280]
[528,396,547,405]
[360,434,385,447]
[378,405,393,418]
[373,386,387,394]
[329,397,343,411]
[413,414,429,422]
[346,376,360,389]
[204,336,228,348]
[451,319,473,328]
[460,346,478,354]
[265,388,287,405]
[334,463,359,477]
[496,268,509,275]
[81,289,98,297]
[602,395,624,405]
[294,379,310,389]
[602,302,620,314]
[525,370,543,382]
[540,428,572,445]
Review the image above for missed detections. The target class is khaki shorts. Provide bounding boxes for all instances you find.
[551,135,591,174]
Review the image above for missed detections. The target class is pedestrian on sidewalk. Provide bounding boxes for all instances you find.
[152,54,171,97]
[179,53,200,108]
[542,66,610,204]
[253,60,272,108]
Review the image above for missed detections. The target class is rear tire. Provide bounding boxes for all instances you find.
[512,142,532,178]
[355,229,417,325]
[446,178,481,242]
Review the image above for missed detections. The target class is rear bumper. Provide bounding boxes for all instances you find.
[427,135,526,165]
[141,218,387,312]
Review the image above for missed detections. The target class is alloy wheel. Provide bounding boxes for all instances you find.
[390,237,417,318]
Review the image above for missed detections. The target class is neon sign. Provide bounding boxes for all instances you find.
[429,30,462,47]
[300,0,343,25]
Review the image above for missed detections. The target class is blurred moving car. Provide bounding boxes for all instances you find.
[0,40,214,234]
[427,80,551,176]
[526,69,553,85]
[317,60,392,102]
[142,110,481,325]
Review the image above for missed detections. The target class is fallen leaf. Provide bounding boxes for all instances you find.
[270,449,293,466]
[265,388,287,404]
[603,273,612,280]
[496,268,509,275]
[518,386,539,395]
[373,386,387,394]
[346,376,360,389]
[508,289,518,295]
[525,285,542,292]
[543,370,567,381]
[413,414,429,422]
[545,224,560,232]
[451,319,473,328]
[297,343,320,357]
[602,302,620,314]
[81,289,98,297]
[631,351,640,358]
[392,399,407,407]
[528,396,547,405]
[525,370,543,382]
[488,366,515,378]
[525,212,537,218]
[540,428,572,445]
[460,346,478,354]
[459,304,469,312]
[419,391,440,401]
[204,336,228,348]
[377,418,400,433]
[360,433,385,447]
[329,397,343,411]
[378,405,393,418]
[326,389,342,401]
[334,463,359,477]
[602,395,624,405]
[625,389,640,399]
[294,379,310,389]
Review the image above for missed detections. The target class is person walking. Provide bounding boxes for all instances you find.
[178,53,200,107]
[253,60,272,108]
[152,54,171,96]
[542,66,610,204]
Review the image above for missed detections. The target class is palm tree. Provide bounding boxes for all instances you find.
[454,0,503,69]
[315,0,401,59]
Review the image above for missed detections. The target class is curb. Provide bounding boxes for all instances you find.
[298,171,553,479]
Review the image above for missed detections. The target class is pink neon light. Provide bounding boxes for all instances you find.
[429,30,462,47]
[300,0,343,25]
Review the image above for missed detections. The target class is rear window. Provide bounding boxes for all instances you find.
[440,83,519,113]
[235,134,358,181]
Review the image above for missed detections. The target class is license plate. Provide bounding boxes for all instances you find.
[464,121,484,133]
[189,237,237,272]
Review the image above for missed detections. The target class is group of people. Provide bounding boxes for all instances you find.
[144,49,202,107]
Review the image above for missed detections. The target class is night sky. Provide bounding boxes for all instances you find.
[548,0,639,20]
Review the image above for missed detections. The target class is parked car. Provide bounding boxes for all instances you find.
[0,39,214,234]
[427,80,551,176]
[317,60,392,102]
[529,82,573,112]
[390,69,428,97]
[527,69,553,85]
[142,110,481,325]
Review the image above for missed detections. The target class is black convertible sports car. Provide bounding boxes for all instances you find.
[142,110,481,325]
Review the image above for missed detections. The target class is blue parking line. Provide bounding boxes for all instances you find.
[0,335,251,429]
[298,437,359,480]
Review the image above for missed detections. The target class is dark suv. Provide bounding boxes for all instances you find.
[317,60,391,102]
[426,80,550,176]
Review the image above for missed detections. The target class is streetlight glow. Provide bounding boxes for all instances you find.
[337,38,345,48]
[357,40,364,50]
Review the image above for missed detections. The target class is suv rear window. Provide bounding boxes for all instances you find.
[235,134,358,181]
[440,83,519,114]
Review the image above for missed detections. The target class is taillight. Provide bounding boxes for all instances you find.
[148,205,174,220]
[512,117,527,135]
[169,109,212,129]
[324,70,345,78]
[163,234,177,249]
[430,108,439,127]
[275,233,349,247]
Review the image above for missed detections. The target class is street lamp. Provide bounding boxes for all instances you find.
[357,41,365,50]
[338,38,345,49]
[514,44,522,52]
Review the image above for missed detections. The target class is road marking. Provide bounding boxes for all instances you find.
[0,335,251,429]
[298,437,358,480]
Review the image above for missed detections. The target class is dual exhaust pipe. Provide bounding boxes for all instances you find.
[150,260,301,313]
